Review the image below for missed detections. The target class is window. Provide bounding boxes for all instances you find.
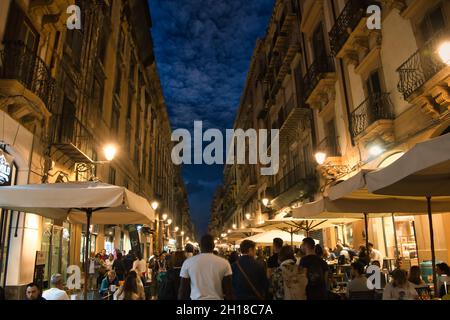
[325,118,339,156]
[108,167,116,185]
[92,77,104,113]
[114,65,122,96]
[125,120,132,153]
[366,71,382,96]
[111,102,120,137]
[127,87,133,119]
[419,5,446,41]
[312,22,326,61]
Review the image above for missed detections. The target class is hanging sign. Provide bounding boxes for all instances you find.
[0,150,12,186]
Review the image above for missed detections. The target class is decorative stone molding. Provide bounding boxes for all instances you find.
[416,96,440,120]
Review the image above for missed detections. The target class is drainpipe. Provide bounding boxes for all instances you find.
[330,0,355,147]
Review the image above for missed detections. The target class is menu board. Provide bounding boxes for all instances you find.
[128,225,141,256]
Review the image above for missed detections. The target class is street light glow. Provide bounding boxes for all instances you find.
[174,226,179,232]
[369,144,384,157]
[151,201,159,210]
[162,213,168,221]
[245,213,251,220]
[262,198,269,207]
[167,219,172,225]
[314,151,327,165]
[232,224,237,229]
[438,41,450,65]
[103,144,117,161]
[181,231,185,236]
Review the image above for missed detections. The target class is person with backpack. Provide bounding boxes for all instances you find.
[272,245,307,300]
[299,237,329,300]
[231,240,268,300]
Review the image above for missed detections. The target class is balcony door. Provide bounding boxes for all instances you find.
[4,2,39,85]
[366,71,383,121]
[312,23,327,62]
[59,97,76,143]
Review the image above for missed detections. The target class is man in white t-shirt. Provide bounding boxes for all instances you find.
[368,242,383,267]
[178,234,233,300]
[42,274,70,300]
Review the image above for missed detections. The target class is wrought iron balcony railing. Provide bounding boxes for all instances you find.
[0,41,56,109]
[351,92,395,139]
[272,163,316,197]
[397,32,448,100]
[303,54,335,101]
[329,0,379,56]
[52,114,95,162]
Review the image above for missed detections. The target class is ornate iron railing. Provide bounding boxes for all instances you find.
[351,93,395,138]
[397,32,448,100]
[272,163,316,197]
[52,114,95,159]
[303,55,335,101]
[329,0,379,56]
[0,41,56,108]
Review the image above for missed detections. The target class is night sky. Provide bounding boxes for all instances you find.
[149,0,274,237]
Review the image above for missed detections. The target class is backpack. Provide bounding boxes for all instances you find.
[280,262,308,300]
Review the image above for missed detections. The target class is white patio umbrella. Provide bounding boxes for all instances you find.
[0,181,155,299]
[258,217,358,245]
[227,228,264,241]
[236,229,318,246]
[366,133,450,292]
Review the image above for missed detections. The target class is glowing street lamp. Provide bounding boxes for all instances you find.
[232,224,237,229]
[174,226,179,232]
[245,213,251,220]
[314,151,327,165]
[181,231,185,236]
[167,219,172,225]
[103,144,117,161]
[262,198,270,207]
[162,213,168,221]
[438,41,450,65]
[151,201,159,210]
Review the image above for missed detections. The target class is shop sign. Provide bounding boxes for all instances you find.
[0,153,12,186]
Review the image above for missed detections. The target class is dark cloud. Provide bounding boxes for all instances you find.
[149,0,274,236]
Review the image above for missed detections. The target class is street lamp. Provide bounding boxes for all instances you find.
[162,213,168,221]
[174,226,179,232]
[151,201,159,210]
[245,213,251,220]
[181,231,185,236]
[438,41,450,65]
[262,198,270,207]
[103,144,118,162]
[167,219,172,225]
[232,224,237,229]
[314,151,327,165]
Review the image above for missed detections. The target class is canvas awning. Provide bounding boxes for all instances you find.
[0,181,155,299]
[0,181,155,224]
[365,133,450,295]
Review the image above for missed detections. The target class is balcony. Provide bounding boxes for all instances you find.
[329,0,380,57]
[351,93,395,142]
[279,0,298,33]
[51,115,95,166]
[278,96,312,144]
[0,42,55,124]
[397,31,450,118]
[303,55,336,108]
[271,163,317,210]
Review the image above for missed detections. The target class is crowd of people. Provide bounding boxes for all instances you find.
[4,234,449,300]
